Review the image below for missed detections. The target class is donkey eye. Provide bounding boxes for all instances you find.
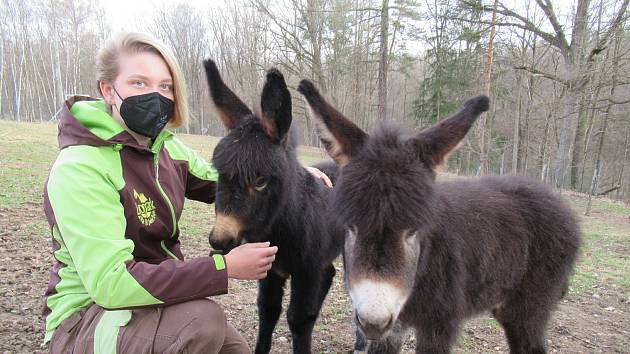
[254,177,268,192]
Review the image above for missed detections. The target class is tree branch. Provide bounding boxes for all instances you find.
[598,97,630,105]
[513,65,567,84]
[251,1,315,63]
[461,0,562,50]
[534,0,570,53]
[597,185,621,196]
[587,0,630,62]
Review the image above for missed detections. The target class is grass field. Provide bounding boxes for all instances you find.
[0,119,628,353]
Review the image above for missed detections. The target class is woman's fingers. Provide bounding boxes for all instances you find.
[319,173,333,188]
[225,242,277,280]
[260,246,278,257]
[305,166,333,188]
[241,241,270,248]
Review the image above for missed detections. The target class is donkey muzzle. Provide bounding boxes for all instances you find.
[349,279,408,340]
[208,229,239,253]
[209,213,243,253]
[356,312,393,340]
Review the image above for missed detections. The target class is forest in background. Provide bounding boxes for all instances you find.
[1,0,628,204]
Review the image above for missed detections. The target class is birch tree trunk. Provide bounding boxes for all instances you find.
[377,0,389,121]
[616,123,629,200]
[585,29,621,214]
[0,30,4,117]
[477,0,497,175]
[465,0,629,189]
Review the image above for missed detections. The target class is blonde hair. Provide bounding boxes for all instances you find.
[96,32,189,128]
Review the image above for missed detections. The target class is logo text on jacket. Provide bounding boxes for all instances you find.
[133,189,156,226]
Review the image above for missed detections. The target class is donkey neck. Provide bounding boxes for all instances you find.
[270,161,329,236]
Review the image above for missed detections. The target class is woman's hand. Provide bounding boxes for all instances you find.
[224,242,278,280]
[305,166,333,188]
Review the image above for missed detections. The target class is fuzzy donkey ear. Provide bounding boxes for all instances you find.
[297,80,367,167]
[203,59,252,130]
[260,68,292,143]
[409,95,490,170]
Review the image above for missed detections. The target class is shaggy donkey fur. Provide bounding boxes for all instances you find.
[298,80,581,354]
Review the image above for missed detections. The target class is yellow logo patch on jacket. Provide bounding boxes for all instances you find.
[133,189,156,226]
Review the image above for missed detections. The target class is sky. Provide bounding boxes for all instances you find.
[103,0,222,32]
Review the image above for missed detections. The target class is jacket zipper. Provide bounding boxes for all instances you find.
[152,139,179,260]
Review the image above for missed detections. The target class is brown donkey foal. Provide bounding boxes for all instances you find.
[298,81,581,354]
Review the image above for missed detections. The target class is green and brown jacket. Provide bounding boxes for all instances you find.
[43,96,226,343]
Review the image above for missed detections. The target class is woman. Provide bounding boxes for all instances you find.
[43,32,330,353]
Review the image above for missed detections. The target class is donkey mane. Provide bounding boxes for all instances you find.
[212,116,298,185]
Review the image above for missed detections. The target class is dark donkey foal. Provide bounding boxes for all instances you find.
[298,81,581,354]
[203,60,346,354]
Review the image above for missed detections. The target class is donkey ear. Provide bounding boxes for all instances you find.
[297,80,367,167]
[260,68,292,143]
[409,95,489,170]
[203,59,252,130]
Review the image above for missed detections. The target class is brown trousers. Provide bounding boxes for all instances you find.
[48,299,251,354]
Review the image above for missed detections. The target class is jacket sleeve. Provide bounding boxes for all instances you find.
[164,137,218,204]
[47,146,228,309]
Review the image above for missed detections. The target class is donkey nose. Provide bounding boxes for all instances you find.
[208,228,238,253]
[208,227,218,246]
[356,312,393,340]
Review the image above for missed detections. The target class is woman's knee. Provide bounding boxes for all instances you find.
[171,299,227,332]
[158,299,230,353]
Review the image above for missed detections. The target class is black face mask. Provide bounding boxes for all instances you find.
[113,87,175,139]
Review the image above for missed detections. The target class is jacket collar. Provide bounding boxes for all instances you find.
[58,96,172,152]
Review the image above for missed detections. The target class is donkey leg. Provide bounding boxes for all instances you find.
[414,319,459,354]
[255,272,287,354]
[365,322,405,354]
[287,265,335,353]
[354,327,368,354]
[493,300,551,354]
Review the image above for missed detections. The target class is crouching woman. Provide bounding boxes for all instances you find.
[42,32,278,353]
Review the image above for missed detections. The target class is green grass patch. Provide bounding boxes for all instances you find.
[575,232,630,290]
[483,318,500,329]
[0,121,59,209]
[567,193,630,216]
[455,332,478,352]
[565,194,630,295]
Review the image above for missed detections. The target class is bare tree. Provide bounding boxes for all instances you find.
[463,0,630,188]
[377,0,389,120]
[477,0,497,175]
[586,31,622,214]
